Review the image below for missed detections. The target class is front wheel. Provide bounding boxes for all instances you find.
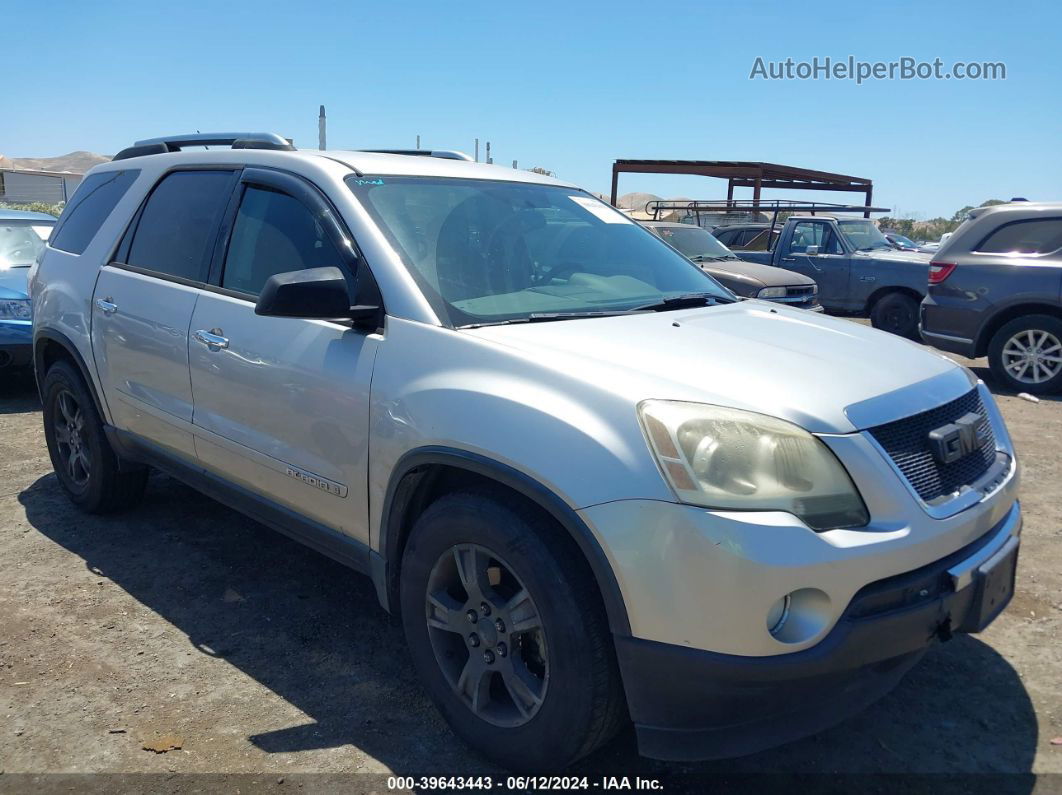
[870,292,921,339]
[399,490,625,771]
[988,314,1062,395]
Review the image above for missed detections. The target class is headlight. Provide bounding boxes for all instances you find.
[757,286,787,299]
[638,400,869,531]
[0,299,31,320]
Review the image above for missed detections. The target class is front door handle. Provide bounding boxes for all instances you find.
[95,298,118,315]
[780,256,796,263]
[193,328,229,350]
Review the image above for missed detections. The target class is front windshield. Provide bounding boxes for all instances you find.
[348,176,731,325]
[0,220,53,269]
[653,225,735,259]
[838,219,892,251]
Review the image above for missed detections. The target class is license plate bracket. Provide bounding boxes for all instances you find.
[960,536,1019,633]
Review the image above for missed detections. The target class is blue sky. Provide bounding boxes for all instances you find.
[6,0,1059,218]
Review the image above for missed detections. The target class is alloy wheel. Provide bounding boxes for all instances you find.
[424,544,549,727]
[53,389,91,488]
[1002,329,1062,385]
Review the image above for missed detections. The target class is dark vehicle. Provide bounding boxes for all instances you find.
[883,231,920,251]
[733,216,931,338]
[921,202,1062,394]
[641,221,821,311]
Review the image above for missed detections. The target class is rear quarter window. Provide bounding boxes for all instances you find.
[49,169,140,255]
[976,218,1062,255]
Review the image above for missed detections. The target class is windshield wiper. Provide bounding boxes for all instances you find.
[687,254,730,263]
[459,310,629,328]
[631,292,735,312]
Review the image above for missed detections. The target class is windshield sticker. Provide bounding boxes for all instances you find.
[568,195,632,224]
[352,178,386,186]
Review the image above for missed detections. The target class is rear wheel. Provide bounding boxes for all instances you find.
[42,360,148,513]
[870,292,921,339]
[988,315,1062,395]
[400,490,624,771]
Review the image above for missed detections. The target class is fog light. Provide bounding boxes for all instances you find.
[767,594,791,635]
[767,588,832,644]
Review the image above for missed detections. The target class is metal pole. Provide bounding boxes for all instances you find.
[475,138,479,162]
[610,165,619,206]
[512,160,518,169]
[864,186,873,219]
[416,135,421,150]
[486,141,491,164]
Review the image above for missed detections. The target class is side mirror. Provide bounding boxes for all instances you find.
[805,245,820,257]
[254,267,356,320]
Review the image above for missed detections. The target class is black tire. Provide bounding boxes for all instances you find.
[399,490,625,771]
[41,360,148,513]
[988,314,1062,395]
[870,292,921,339]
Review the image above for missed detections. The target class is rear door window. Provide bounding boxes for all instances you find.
[125,170,236,282]
[976,218,1062,255]
[49,169,140,255]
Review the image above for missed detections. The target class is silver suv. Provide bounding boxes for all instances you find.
[31,133,1022,770]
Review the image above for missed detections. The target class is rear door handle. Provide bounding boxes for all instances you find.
[780,257,796,262]
[193,329,229,350]
[95,298,118,315]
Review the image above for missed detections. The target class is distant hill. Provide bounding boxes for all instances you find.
[0,151,111,174]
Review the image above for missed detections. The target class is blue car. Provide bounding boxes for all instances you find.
[1,209,56,369]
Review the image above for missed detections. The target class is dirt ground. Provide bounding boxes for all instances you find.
[1,330,1060,789]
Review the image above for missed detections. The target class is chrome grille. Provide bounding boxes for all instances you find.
[867,389,996,503]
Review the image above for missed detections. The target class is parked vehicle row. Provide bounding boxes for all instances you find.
[30,132,1021,770]
[639,220,822,311]
[725,215,931,339]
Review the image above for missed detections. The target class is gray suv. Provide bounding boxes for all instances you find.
[921,202,1062,394]
[31,132,1022,770]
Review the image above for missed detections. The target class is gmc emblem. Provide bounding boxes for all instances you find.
[928,412,988,464]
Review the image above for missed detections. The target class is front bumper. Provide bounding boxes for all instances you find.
[0,320,32,367]
[616,504,1021,760]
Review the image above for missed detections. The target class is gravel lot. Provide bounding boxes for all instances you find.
[1,332,1060,787]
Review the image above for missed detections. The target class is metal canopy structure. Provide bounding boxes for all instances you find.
[610,159,876,218]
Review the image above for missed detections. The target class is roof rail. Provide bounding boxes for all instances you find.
[358,149,474,162]
[113,132,294,161]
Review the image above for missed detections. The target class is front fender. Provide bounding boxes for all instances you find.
[368,319,670,534]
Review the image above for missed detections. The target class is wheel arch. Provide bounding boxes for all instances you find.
[33,329,107,421]
[374,446,632,637]
[864,285,923,316]
[974,302,1062,358]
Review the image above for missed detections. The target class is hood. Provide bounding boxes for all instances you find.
[853,248,933,264]
[0,267,30,300]
[467,301,969,434]
[703,258,816,287]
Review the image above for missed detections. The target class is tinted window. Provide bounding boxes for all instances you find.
[49,169,139,254]
[221,186,344,295]
[977,218,1062,255]
[127,171,234,282]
